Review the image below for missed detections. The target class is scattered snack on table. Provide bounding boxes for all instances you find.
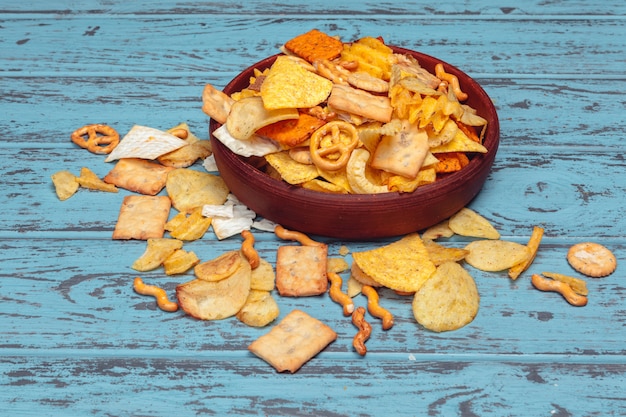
[70,124,120,155]
[250,258,276,291]
[131,238,183,272]
[421,220,455,240]
[567,242,617,277]
[103,158,174,195]
[327,257,350,274]
[508,226,544,280]
[541,271,588,296]
[236,289,280,327]
[248,309,337,373]
[168,207,212,241]
[162,248,200,275]
[412,261,480,332]
[327,272,354,316]
[105,125,187,162]
[275,245,328,296]
[112,195,171,240]
[448,208,500,239]
[361,285,394,330]
[176,258,251,320]
[531,273,588,307]
[351,306,372,356]
[51,170,79,201]
[350,262,382,287]
[464,239,531,272]
[194,250,243,282]
[240,230,260,269]
[76,167,118,193]
[351,233,436,293]
[346,276,363,297]
[165,168,229,213]
[157,122,212,168]
[133,277,178,312]
[423,239,469,266]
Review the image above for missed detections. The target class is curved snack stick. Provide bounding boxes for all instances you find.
[327,272,355,316]
[274,225,325,247]
[133,277,179,312]
[362,285,394,330]
[241,230,260,269]
[351,306,372,356]
[531,274,588,307]
[435,63,468,101]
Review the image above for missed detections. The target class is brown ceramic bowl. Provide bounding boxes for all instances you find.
[210,46,499,240]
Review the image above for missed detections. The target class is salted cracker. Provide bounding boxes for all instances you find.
[112,195,171,240]
[275,245,328,296]
[105,125,187,162]
[103,158,174,195]
[567,242,617,278]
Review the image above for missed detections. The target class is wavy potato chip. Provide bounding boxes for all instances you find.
[166,168,229,213]
[194,250,242,282]
[412,261,479,332]
[448,208,500,239]
[169,207,212,241]
[250,258,276,291]
[352,233,437,293]
[236,290,280,327]
[163,249,200,275]
[423,239,469,266]
[132,238,184,272]
[464,240,531,272]
[176,259,251,320]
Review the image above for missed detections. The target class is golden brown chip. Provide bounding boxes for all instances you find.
[163,248,201,275]
[194,250,243,282]
[350,262,382,287]
[421,220,454,240]
[176,259,251,320]
[226,96,300,140]
[236,290,280,327]
[464,240,531,272]
[76,167,118,193]
[346,276,364,297]
[327,257,350,274]
[51,170,79,201]
[264,151,320,185]
[352,233,437,293]
[412,261,479,332]
[250,258,276,291]
[284,29,344,63]
[508,226,545,280]
[448,208,500,239]
[112,195,171,240]
[169,207,212,241]
[166,168,229,213]
[131,238,184,272]
[158,140,212,168]
[423,239,469,266]
[256,113,326,148]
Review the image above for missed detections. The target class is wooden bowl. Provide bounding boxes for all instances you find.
[210,47,499,240]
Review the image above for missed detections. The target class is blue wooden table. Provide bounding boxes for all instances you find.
[2,1,625,416]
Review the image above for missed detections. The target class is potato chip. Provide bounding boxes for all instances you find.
[261,55,333,110]
[412,261,479,332]
[385,167,436,193]
[341,37,395,81]
[194,251,242,282]
[346,276,363,297]
[76,167,118,193]
[264,151,320,185]
[226,96,299,141]
[350,262,382,287]
[176,259,251,320]
[212,124,283,158]
[464,240,531,272]
[158,140,212,168]
[250,258,276,291]
[235,290,280,327]
[169,207,212,241]
[508,226,544,280]
[51,170,79,201]
[327,257,350,274]
[421,220,454,240]
[132,238,184,272]
[105,125,187,162]
[352,233,437,293]
[163,249,201,275]
[448,208,500,239]
[166,168,229,213]
[541,272,588,296]
[423,239,469,266]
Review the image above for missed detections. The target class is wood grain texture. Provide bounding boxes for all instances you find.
[1,1,626,416]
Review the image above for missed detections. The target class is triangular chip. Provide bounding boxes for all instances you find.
[352,233,437,293]
[430,128,487,154]
[264,151,319,185]
[448,208,500,239]
[105,125,187,162]
[261,56,333,110]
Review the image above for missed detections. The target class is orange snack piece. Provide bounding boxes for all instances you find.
[284,29,344,63]
[256,113,326,148]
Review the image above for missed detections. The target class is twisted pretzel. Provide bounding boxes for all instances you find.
[309,120,359,171]
[71,124,119,154]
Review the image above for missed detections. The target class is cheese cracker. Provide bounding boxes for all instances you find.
[275,245,328,296]
[112,195,171,240]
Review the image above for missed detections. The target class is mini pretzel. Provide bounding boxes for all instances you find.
[133,277,179,312]
[274,225,325,247]
[327,272,354,316]
[351,306,372,356]
[362,285,394,330]
[309,120,359,171]
[531,274,588,307]
[241,230,260,269]
[70,124,120,154]
[434,63,468,101]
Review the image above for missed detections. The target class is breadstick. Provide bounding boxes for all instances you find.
[362,285,394,330]
[133,277,178,312]
[351,306,372,356]
[327,272,354,316]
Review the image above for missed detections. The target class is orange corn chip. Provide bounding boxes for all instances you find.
[456,121,480,143]
[256,113,326,148]
[284,29,344,63]
[435,152,470,173]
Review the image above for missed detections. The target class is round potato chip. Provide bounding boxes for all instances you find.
[235,290,280,327]
[194,250,242,282]
[166,168,229,213]
[250,258,276,291]
[464,240,531,272]
[448,208,500,239]
[412,261,479,332]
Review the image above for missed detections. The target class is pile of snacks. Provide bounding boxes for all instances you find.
[202,29,489,194]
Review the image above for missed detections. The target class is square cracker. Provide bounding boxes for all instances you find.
[275,245,328,296]
[284,29,343,63]
[112,195,171,240]
[248,309,337,373]
[104,158,174,195]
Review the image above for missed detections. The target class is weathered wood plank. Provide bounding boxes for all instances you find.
[2,17,624,76]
